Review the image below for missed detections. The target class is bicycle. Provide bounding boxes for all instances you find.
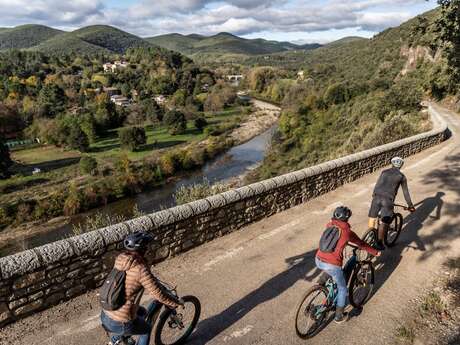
[362,204,408,250]
[103,279,201,345]
[294,245,375,339]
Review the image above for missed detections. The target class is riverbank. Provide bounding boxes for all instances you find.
[0,100,280,256]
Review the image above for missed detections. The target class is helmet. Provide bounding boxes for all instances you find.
[391,157,404,169]
[124,231,154,252]
[333,206,352,221]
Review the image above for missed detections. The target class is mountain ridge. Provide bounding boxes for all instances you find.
[146,32,323,57]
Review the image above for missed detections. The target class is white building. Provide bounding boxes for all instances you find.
[110,95,130,107]
[154,95,167,105]
[103,61,129,73]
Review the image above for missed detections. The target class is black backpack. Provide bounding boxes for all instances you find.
[319,225,342,253]
[99,268,126,311]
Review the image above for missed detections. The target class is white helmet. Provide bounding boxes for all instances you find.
[391,156,404,169]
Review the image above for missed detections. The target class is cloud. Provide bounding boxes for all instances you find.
[0,0,105,26]
[0,0,434,38]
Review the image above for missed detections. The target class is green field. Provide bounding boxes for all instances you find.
[1,107,246,200]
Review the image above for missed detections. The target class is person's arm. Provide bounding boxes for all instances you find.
[139,265,180,308]
[349,231,379,256]
[401,175,414,208]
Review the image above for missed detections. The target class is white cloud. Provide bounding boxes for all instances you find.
[0,0,436,39]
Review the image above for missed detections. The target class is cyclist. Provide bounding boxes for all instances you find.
[101,231,182,345]
[368,157,416,251]
[316,206,381,323]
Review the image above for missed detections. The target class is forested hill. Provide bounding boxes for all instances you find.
[247,8,447,180]
[0,25,154,55]
[0,25,63,50]
[147,32,321,57]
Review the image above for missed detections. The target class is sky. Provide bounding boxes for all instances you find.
[0,0,438,43]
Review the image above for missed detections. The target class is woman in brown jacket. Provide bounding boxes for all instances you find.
[101,232,181,345]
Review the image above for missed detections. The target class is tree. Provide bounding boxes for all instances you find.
[194,117,208,132]
[142,99,163,123]
[79,156,98,175]
[204,82,237,112]
[163,110,187,135]
[118,127,146,151]
[37,84,67,117]
[0,137,12,179]
[68,125,90,152]
[436,0,460,91]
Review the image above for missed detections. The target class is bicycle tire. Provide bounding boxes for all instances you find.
[349,262,375,308]
[295,285,330,339]
[361,228,377,260]
[154,295,201,345]
[384,213,403,247]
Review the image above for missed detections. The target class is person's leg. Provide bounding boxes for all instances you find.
[100,312,125,344]
[126,316,152,345]
[368,197,380,228]
[369,197,387,250]
[378,198,394,247]
[315,259,348,322]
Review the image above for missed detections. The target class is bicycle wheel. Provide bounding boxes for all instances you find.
[361,228,377,260]
[349,262,375,308]
[154,296,201,345]
[295,285,331,339]
[384,213,403,247]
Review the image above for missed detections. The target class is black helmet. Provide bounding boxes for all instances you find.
[124,231,154,252]
[333,206,352,221]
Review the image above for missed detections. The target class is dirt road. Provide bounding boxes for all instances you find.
[1,103,459,345]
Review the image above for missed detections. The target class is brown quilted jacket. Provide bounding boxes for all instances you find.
[104,252,179,322]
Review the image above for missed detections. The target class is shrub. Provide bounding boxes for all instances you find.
[79,156,98,175]
[0,137,12,179]
[118,126,147,151]
[194,117,208,132]
[174,179,231,205]
[63,183,85,216]
[160,151,180,175]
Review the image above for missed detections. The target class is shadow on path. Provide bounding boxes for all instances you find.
[190,249,320,344]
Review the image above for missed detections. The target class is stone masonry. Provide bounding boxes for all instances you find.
[0,105,450,327]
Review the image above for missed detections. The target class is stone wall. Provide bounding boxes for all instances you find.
[0,105,449,326]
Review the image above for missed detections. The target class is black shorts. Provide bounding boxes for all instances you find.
[368,195,394,220]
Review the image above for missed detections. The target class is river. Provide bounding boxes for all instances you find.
[0,119,277,257]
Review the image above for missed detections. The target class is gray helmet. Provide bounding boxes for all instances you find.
[333,206,352,221]
[124,231,154,252]
[391,157,404,169]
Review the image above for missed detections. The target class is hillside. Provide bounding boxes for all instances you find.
[147,32,321,58]
[324,36,368,47]
[0,24,63,50]
[31,32,113,55]
[248,9,444,179]
[0,24,153,55]
[71,25,152,53]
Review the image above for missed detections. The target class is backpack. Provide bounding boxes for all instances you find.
[319,225,342,253]
[99,268,126,311]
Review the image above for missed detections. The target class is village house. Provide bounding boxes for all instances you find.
[103,61,129,73]
[297,70,305,80]
[110,94,130,107]
[154,95,167,105]
[103,87,120,97]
